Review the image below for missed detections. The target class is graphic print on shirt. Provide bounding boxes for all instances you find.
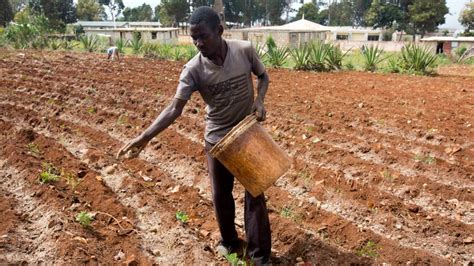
[207,73,249,108]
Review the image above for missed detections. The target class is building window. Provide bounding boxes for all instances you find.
[336,34,348,40]
[151,32,157,39]
[368,35,379,41]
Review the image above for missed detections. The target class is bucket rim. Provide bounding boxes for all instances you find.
[209,115,257,158]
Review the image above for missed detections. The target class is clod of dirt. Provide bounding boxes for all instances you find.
[408,204,420,213]
[114,250,125,261]
[463,237,473,244]
[105,165,116,175]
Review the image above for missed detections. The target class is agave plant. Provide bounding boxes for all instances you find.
[290,44,312,71]
[171,46,185,61]
[254,42,266,60]
[325,43,349,71]
[309,40,330,72]
[115,38,128,54]
[265,46,289,68]
[141,43,160,58]
[400,44,437,74]
[49,39,62,50]
[61,40,78,50]
[362,45,386,72]
[185,45,198,61]
[158,44,173,60]
[386,56,401,73]
[80,34,99,52]
[129,32,143,54]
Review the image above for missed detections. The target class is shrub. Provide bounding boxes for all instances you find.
[290,44,312,70]
[361,45,386,72]
[80,34,99,52]
[115,38,128,54]
[130,32,143,54]
[386,56,401,73]
[39,162,60,184]
[157,44,173,59]
[141,42,160,58]
[49,39,61,50]
[326,43,348,71]
[263,36,289,68]
[399,43,437,75]
[309,40,330,72]
[171,46,185,61]
[61,40,77,50]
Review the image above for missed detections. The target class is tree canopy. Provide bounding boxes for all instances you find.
[459,2,474,32]
[407,0,448,37]
[28,0,76,30]
[122,3,153,21]
[0,0,14,26]
[77,0,104,21]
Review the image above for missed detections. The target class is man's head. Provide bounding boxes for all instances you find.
[189,6,223,58]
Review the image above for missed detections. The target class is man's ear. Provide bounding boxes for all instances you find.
[217,24,224,36]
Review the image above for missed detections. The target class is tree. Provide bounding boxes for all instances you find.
[98,0,124,21]
[0,0,14,26]
[365,0,405,29]
[77,0,103,21]
[266,0,289,25]
[9,0,27,13]
[158,0,189,26]
[327,0,353,26]
[28,0,76,30]
[352,0,371,26]
[122,4,153,21]
[459,2,474,32]
[408,0,448,38]
[294,2,319,22]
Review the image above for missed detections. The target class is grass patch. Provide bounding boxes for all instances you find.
[26,142,41,157]
[414,154,436,165]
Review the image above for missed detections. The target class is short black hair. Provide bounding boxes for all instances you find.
[189,6,220,30]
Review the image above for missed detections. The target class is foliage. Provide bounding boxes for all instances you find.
[399,43,437,75]
[48,39,62,50]
[386,56,401,73]
[129,32,143,54]
[290,44,312,71]
[4,13,50,49]
[61,39,77,50]
[75,211,94,227]
[326,0,353,26]
[158,0,189,26]
[365,0,406,29]
[141,42,159,58]
[175,210,189,223]
[26,142,41,157]
[459,2,474,32]
[408,0,449,38]
[263,36,288,68]
[80,34,99,52]
[122,3,153,21]
[0,0,14,27]
[76,0,104,21]
[309,40,330,72]
[356,240,378,258]
[294,3,319,23]
[185,45,198,61]
[171,46,185,61]
[39,162,60,184]
[99,0,124,21]
[224,252,248,266]
[326,44,349,71]
[115,37,127,54]
[361,45,386,72]
[28,0,76,31]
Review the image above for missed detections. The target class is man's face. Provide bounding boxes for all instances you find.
[190,22,221,58]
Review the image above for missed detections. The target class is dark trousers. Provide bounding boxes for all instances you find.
[205,142,271,263]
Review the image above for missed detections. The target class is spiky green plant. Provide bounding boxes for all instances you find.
[254,42,266,60]
[130,32,143,54]
[80,34,99,52]
[309,40,330,71]
[49,39,61,50]
[185,45,198,61]
[386,56,401,73]
[115,38,128,54]
[61,40,77,50]
[326,44,349,71]
[158,44,173,59]
[75,211,94,227]
[290,44,312,70]
[400,44,437,75]
[39,162,60,184]
[171,46,185,61]
[175,210,189,223]
[141,42,160,58]
[265,46,289,68]
[362,45,386,72]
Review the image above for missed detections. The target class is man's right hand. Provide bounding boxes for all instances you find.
[116,135,149,159]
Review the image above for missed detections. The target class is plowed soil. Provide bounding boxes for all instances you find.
[0,49,472,264]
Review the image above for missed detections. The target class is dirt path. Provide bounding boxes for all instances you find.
[0,49,472,264]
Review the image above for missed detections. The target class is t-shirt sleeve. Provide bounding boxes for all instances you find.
[247,44,266,76]
[174,64,197,100]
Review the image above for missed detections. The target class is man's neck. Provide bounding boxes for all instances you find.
[209,39,227,66]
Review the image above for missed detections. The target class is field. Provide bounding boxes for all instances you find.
[0,49,472,264]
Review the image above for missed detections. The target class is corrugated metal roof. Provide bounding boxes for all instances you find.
[75,21,162,27]
[85,27,178,32]
[326,26,382,33]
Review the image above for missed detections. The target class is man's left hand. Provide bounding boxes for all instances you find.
[252,99,266,121]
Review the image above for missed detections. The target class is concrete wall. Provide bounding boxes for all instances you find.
[85,29,179,45]
[332,40,407,52]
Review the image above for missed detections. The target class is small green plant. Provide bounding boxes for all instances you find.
[158,44,173,59]
[386,56,401,73]
[26,142,41,157]
[185,45,198,60]
[117,114,128,125]
[64,171,80,190]
[361,45,386,72]
[75,211,94,227]
[61,40,77,50]
[130,32,143,54]
[48,39,61,50]
[224,252,248,266]
[87,106,97,114]
[344,60,355,71]
[39,162,60,184]
[356,240,378,258]
[175,210,189,223]
[171,46,185,61]
[290,44,312,70]
[414,154,436,165]
[309,40,330,71]
[326,44,349,71]
[115,38,128,54]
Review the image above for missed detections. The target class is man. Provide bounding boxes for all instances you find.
[107,46,120,60]
[117,6,271,264]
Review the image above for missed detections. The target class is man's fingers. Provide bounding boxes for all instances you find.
[116,142,131,159]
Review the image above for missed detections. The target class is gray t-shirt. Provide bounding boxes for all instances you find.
[175,39,266,144]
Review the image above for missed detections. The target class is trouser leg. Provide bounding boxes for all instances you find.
[205,142,239,247]
[245,191,271,264]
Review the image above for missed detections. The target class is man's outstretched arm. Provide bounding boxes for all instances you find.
[117,98,187,158]
[253,71,269,121]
